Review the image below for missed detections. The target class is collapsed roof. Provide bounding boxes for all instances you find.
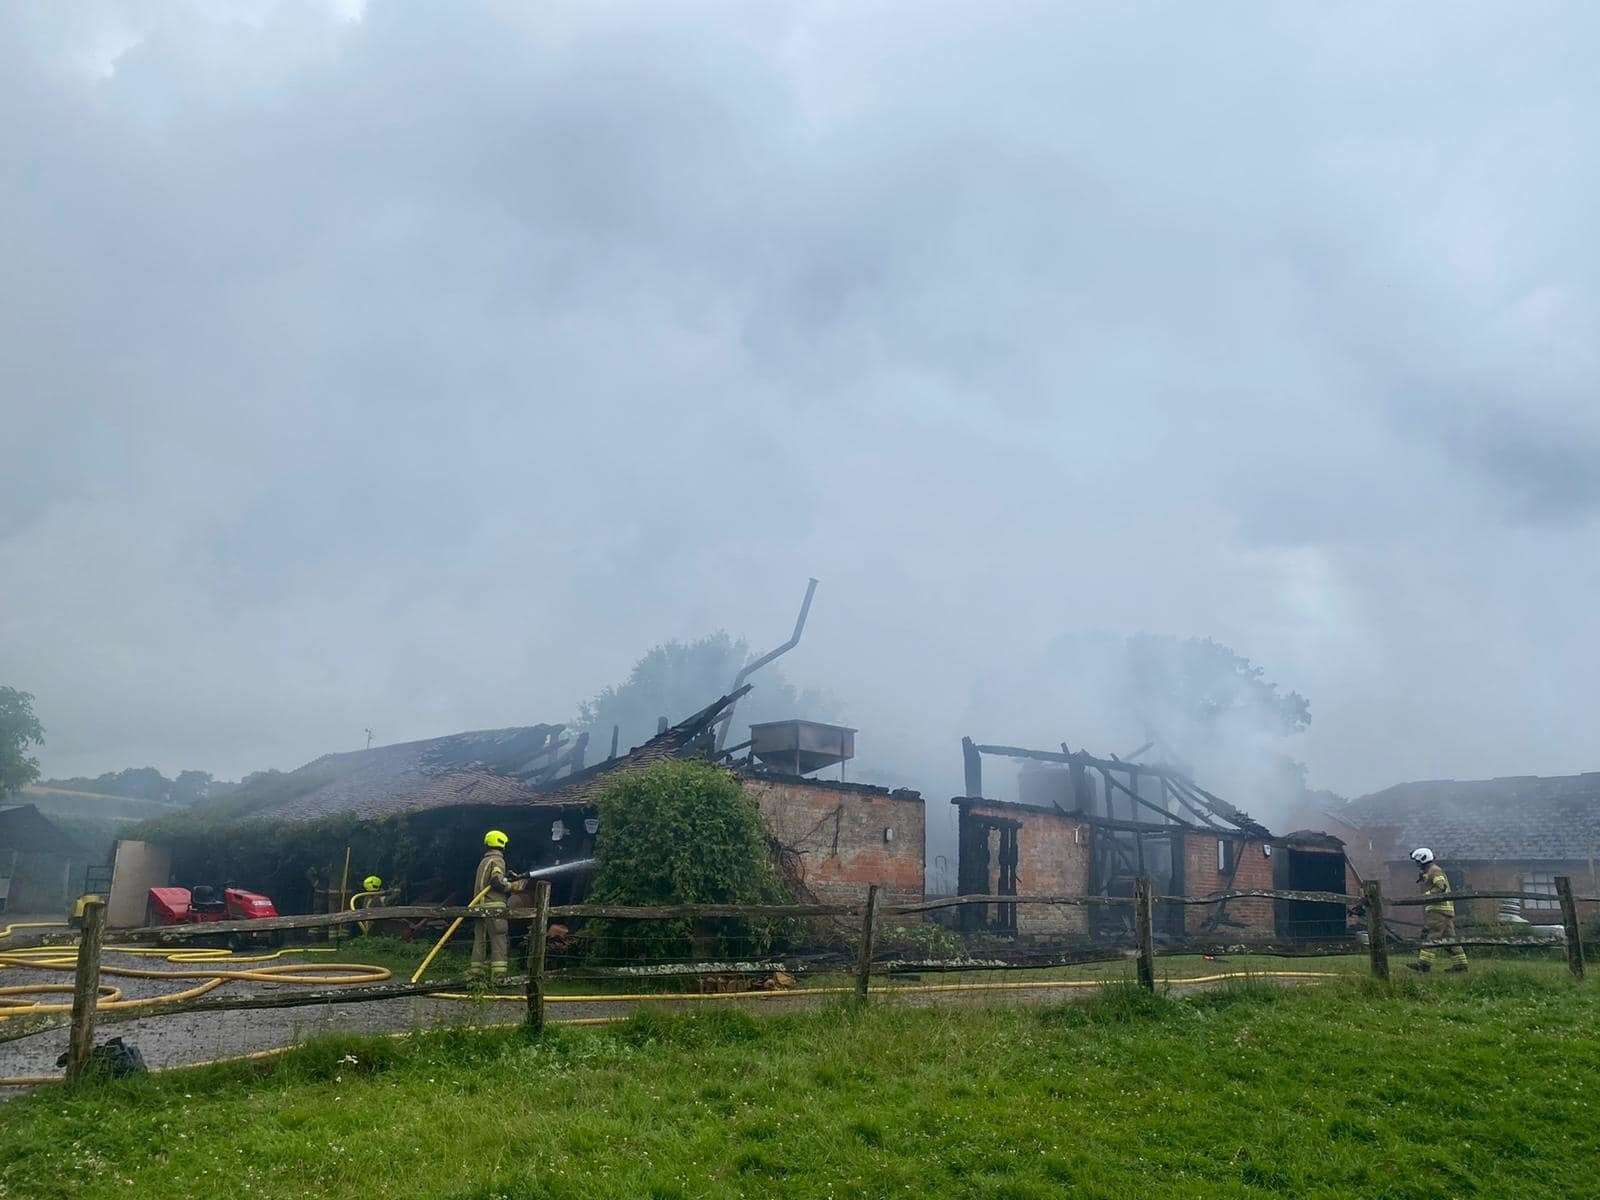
[211,689,748,827]
[960,737,1274,838]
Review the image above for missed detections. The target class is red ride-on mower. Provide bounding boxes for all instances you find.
[146,884,285,948]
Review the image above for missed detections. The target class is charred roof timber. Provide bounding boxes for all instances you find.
[960,736,1273,839]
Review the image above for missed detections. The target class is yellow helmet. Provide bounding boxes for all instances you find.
[484,830,509,850]
[362,875,383,892]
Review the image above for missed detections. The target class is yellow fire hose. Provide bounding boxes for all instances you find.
[409,886,493,984]
[348,889,384,936]
[0,907,1350,1087]
[0,943,391,1015]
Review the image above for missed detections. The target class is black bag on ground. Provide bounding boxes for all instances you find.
[56,1036,148,1077]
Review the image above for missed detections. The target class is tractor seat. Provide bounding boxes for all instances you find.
[189,885,225,911]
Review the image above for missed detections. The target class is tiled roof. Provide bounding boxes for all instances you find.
[1340,773,1600,861]
[246,725,563,823]
[243,689,750,825]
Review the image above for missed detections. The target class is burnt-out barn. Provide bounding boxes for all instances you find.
[953,738,1355,943]
[135,693,925,923]
[145,695,747,918]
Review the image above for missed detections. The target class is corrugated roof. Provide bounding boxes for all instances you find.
[1341,773,1600,861]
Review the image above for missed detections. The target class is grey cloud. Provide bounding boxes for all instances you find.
[1,0,1598,861]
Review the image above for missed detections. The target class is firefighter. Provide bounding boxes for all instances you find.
[471,830,524,982]
[1407,847,1468,973]
[352,875,390,936]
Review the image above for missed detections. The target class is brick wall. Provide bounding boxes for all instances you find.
[1182,833,1275,936]
[1381,859,1599,930]
[959,801,1093,936]
[742,774,925,906]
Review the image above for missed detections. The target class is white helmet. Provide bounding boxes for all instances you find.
[1410,847,1435,867]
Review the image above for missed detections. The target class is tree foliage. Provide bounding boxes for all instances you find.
[0,687,45,797]
[42,765,225,805]
[586,759,794,960]
[1123,634,1310,740]
[577,632,841,756]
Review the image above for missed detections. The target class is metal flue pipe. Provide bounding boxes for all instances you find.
[715,578,819,751]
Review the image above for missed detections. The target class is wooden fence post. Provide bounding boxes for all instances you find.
[65,898,106,1083]
[1555,875,1585,980]
[525,880,551,1032]
[855,884,880,1003]
[1134,876,1155,993]
[1363,880,1389,981]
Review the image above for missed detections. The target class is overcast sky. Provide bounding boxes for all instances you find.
[4,2,1597,815]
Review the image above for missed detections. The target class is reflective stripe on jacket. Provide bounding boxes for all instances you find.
[1422,864,1454,915]
[474,849,511,909]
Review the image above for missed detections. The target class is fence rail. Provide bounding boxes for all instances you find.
[3,876,1589,1086]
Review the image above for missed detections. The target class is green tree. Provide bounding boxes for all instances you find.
[171,770,213,805]
[577,632,841,755]
[586,759,793,960]
[1123,634,1310,740]
[0,687,45,798]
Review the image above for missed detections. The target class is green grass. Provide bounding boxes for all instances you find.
[2,968,1596,1199]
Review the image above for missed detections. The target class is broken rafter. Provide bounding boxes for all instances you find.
[1181,779,1272,838]
[1102,770,1194,829]
[1162,777,1225,830]
[970,741,1271,836]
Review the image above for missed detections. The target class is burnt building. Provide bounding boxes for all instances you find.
[953,738,1354,942]
[150,695,747,916]
[140,694,922,919]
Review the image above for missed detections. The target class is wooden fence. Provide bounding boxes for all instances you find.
[17,875,1593,1084]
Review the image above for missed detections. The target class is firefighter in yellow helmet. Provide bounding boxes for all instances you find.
[1407,847,1468,973]
[471,830,524,982]
[350,874,391,936]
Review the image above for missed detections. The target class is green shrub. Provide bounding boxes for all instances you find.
[586,759,794,962]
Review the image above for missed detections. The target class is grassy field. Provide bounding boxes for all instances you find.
[2,968,1596,1199]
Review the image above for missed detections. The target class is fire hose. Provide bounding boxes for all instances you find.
[0,942,392,1015]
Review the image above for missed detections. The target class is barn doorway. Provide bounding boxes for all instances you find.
[957,813,1019,933]
[1276,848,1347,940]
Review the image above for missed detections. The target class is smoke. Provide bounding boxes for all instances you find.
[2,2,1597,876]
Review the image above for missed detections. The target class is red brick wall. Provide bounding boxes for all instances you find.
[960,802,1093,936]
[742,775,925,906]
[1381,859,1599,930]
[1183,834,1275,936]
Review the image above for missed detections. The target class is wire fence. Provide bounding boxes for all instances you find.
[2,875,1591,1087]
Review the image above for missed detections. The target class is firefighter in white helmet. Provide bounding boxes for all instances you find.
[1407,847,1468,973]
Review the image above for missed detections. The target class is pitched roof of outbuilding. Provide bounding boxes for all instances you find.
[240,725,564,823]
[0,803,89,854]
[1340,773,1600,862]
[234,689,749,825]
